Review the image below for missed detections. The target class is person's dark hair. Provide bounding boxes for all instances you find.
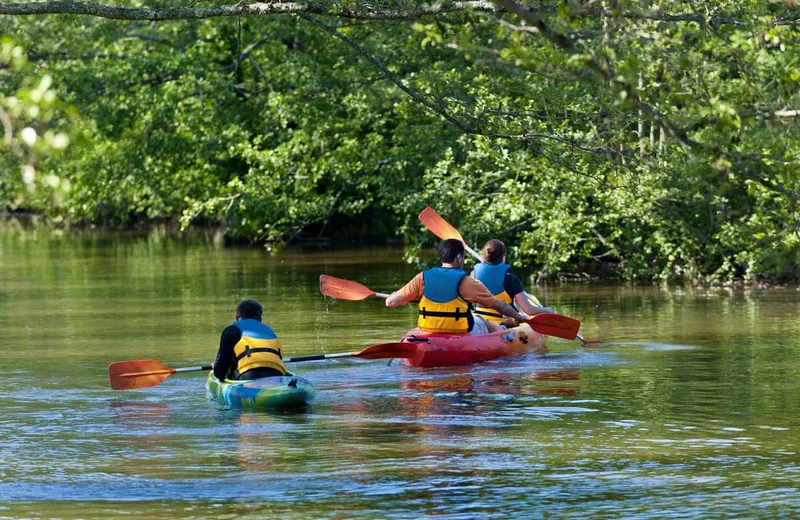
[482,239,506,265]
[236,299,263,320]
[439,238,465,264]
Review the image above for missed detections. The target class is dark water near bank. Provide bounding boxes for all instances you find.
[2,224,800,518]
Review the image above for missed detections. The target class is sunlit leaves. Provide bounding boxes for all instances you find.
[0,37,76,203]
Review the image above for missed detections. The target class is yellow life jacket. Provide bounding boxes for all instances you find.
[473,262,514,324]
[232,319,286,377]
[417,267,472,334]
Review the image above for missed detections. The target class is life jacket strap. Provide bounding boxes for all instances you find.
[235,345,283,361]
[419,307,467,321]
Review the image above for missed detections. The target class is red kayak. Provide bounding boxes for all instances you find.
[400,323,547,368]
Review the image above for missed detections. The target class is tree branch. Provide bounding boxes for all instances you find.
[299,13,471,132]
[492,0,798,203]
[0,1,796,26]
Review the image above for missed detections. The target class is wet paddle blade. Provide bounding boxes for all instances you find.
[527,313,581,340]
[108,359,174,390]
[353,342,419,360]
[319,274,377,301]
[418,207,465,243]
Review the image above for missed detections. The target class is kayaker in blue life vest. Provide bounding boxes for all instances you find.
[385,238,530,335]
[212,299,287,381]
[471,239,554,327]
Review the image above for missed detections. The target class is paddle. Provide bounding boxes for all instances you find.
[527,313,580,341]
[319,274,579,340]
[418,206,602,346]
[418,206,483,262]
[319,274,389,301]
[108,342,418,390]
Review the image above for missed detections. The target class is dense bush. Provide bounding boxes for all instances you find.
[1,1,798,281]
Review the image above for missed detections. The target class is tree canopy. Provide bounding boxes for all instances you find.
[1,0,798,281]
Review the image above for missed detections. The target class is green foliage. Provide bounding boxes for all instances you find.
[1,1,798,281]
[0,36,76,208]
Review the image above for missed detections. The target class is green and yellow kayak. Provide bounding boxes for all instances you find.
[206,372,315,410]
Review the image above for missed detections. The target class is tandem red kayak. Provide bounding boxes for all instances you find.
[399,323,547,368]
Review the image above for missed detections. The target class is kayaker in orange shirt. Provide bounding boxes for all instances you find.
[471,238,553,327]
[385,238,530,335]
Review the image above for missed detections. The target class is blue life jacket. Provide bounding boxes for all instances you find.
[418,267,472,333]
[473,262,513,323]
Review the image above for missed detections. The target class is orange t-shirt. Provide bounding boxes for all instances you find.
[397,272,497,308]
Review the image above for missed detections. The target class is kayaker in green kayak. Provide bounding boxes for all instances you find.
[212,299,288,381]
[471,238,554,327]
[385,238,530,335]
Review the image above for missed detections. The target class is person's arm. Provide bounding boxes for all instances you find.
[490,299,530,323]
[514,293,553,315]
[460,277,530,323]
[385,292,405,307]
[506,273,552,315]
[213,325,241,381]
[385,273,424,308]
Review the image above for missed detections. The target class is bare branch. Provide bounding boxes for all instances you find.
[492,0,798,203]
[299,13,471,132]
[0,1,796,26]
[302,13,625,161]
[493,0,700,151]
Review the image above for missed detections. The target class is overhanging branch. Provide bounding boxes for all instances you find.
[0,1,797,25]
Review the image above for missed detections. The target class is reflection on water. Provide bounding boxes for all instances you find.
[2,225,800,517]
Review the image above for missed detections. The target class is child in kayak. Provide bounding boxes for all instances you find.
[385,238,530,335]
[211,299,288,381]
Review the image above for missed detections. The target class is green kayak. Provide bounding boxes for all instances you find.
[206,372,315,410]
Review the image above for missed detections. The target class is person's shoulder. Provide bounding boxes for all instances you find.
[506,271,522,282]
[505,272,524,294]
[221,324,240,336]
[462,274,487,289]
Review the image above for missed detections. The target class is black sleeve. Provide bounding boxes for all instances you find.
[504,273,525,298]
[213,325,242,381]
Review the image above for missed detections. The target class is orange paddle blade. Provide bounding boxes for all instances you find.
[109,359,175,390]
[418,207,465,244]
[527,313,581,340]
[353,342,419,359]
[319,274,377,301]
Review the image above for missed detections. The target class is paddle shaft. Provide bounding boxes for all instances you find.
[119,348,397,376]
[464,245,481,262]
[118,365,211,377]
[285,352,369,362]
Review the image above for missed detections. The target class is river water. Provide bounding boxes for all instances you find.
[1,224,799,518]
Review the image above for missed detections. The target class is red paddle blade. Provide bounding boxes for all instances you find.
[108,359,174,390]
[319,275,377,301]
[527,313,581,340]
[353,342,419,360]
[418,207,465,244]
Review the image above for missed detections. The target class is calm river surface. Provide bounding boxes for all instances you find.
[2,224,800,518]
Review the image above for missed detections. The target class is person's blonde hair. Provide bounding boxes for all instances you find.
[482,239,506,265]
